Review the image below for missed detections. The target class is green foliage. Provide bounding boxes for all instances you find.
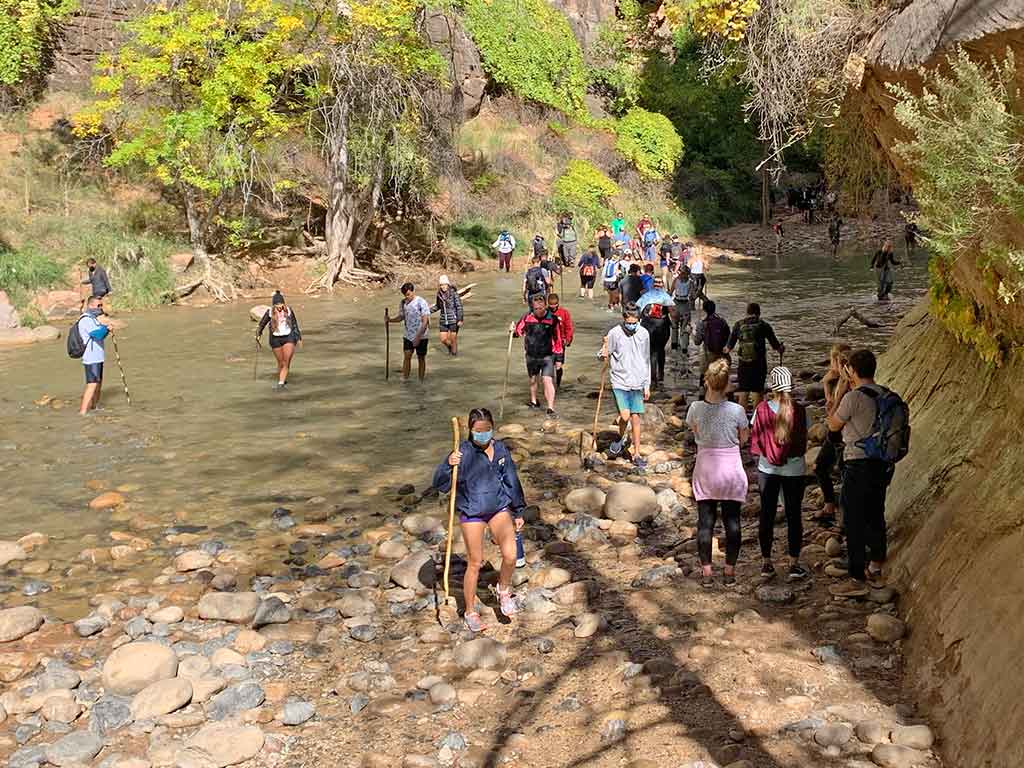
[552,159,619,223]
[0,0,77,106]
[0,243,64,310]
[463,0,588,117]
[667,0,759,41]
[614,107,684,179]
[448,219,497,259]
[547,120,569,137]
[889,47,1024,359]
[469,170,501,193]
[587,20,645,115]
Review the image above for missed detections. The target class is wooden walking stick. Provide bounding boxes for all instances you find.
[110,331,131,406]
[499,326,514,419]
[253,337,261,380]
[591,358,609,451]
[443,416,461,600]
[384,308,391,380]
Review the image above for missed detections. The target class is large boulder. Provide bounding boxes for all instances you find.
[249,305,269,322]
[564,487,606,515]
[390,551,435,590]
[33,290,81,319]
[198,592,260,623]
[0,606,44,642]
[454,638,507,670]
[602,482,659,523]
[0,541,27,567]
[102,642,178,695]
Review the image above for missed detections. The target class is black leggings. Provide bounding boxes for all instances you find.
[814,433,843,505]
[841,459,892,580]
[757,472,805,559]
[697,500,741,566]
[644,319,671,382]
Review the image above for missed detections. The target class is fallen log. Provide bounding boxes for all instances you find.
[833,308,883,335]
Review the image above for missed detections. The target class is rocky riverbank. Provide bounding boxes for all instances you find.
[0,345,942,768]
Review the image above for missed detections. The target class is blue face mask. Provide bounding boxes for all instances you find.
[471,430,493,446]
[624,322,639,332]
[87,308,103,317]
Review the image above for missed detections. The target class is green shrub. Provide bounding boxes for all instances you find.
[547,121,569,137]
[0,0,77,107]
[448,219,497,260]
[463,0,588,117]
[469,170,501,193]
[552,159,619,223]
[614,107,684,179]
[0,244,65,309]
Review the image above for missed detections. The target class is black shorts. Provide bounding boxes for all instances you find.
[439,323,459,333]
[580,274,596,288]
[736,361,768,393]
[526,355,555,378]
[269,334,297,349]
[553,353,565,364]
[84,362,104,384]
[604,280,619,292]
[403,337,428,357]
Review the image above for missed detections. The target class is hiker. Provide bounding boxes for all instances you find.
[523,255,551,305]
[601,302,651,471]
[642,222,660,263]
[814,343,852,525]
[619,263,646,307]
[512,294,562,417]
[433,275,464,357]
[532,234,547,258]
[635,213,653,241]
[871,240,901,300]
[547,293,573,390]
[638,277,673,387]
[602,250,624,313]
[772,220,784,254]
[826,349,908,588]
[903,221,919,257]
[81,258,112,298]
[686,358,750,587]
[828,215,843,258]
[256,291,303,390]
[724,302,785,412]
[578,248,600,300]
[611,211,626,237]
[387,282,430,382]
[597,227,613,263]
[433,407,526,633]
[77,295,109,415]
[750,366,811,581]
[692,299,730,392]
[658,234,674,273]
[687,245,706,298]
[556,213,579,267]
[492,230,517,273]
[670,263,693,352]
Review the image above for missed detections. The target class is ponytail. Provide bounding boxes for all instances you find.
[772,392,794,446]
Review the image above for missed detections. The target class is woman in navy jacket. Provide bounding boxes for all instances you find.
[433,407,526,632]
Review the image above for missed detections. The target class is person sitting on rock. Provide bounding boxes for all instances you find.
[432,407,526,633]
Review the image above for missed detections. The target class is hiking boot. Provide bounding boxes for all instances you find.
[526,401,540,409]
[608,440,625,458]
[515,556,526,568]
[787,564,810,581]
[700,573,715,589]
[546,408,558,419]
[723,573,737,587]
[632,456,647,472]
[828,579,869,598]
[761,562,777,579]
[497,587,518,617]
[464,612,487,633]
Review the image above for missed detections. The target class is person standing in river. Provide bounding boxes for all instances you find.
[256,291,303,390]
[871,240,901,300]
[387,282,430,382]
[750,366,811,581]
[433,407,526,633]
[492,230,517,273]
[619,263,645,307]
[81,258,112,299]
[547,292,573,390]
[687,244,706,300]
[578,248,601,300]
[512,294,562,417]
[828,214,843,259]
[693,299,730,393]
[637,276,673,388]
[724,302,785,412]
[77,294,109,415]
[432,275,463,357]
[686,358,749,587]
[602,249,624,313]
[597,227,613,264]
[602,302,651,471]
[556,213,579,267]
[670,263,693,353]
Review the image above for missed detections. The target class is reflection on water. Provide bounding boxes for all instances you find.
[0,249,928,565]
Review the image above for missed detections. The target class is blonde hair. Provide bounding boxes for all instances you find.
[771,391,795,445]
[830,343,852,368]
[705,359,730,393]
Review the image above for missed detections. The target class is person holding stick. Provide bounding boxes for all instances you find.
[433,407,526,633]
[601,302,651,471]
[77,294,109,416]
[432,275,463,357]
[256,291,302,390]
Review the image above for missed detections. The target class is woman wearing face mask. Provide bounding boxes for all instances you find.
[256,291,302,390]
[432,408,527,632]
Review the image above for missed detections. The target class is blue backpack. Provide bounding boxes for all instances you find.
[856,386,910,464]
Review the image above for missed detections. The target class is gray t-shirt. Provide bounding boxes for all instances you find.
[836,385,883,460]
[401,296,431,341]
[686,400,748,448]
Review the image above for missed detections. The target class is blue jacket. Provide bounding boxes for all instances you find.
[432,439,526,521]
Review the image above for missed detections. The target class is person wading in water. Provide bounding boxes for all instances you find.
[637,276,673,389]
[602,302,651,471]
[512,295,563,418]
[724,302,785,412]
[433,407,526,633]
[388,282,431,382]
[256,291,302,390]
[433,275,464,357]
[871,240,901,300]
[547,293,574,390]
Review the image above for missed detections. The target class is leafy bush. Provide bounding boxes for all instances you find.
[0,0,77,107]
[587,21,645,115]
[670,0,760,41]
[463,0,588,117]
[614,107,684,179]
[552,159,619,223]
[448,219,497,259]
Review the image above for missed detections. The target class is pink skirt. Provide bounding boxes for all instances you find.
[692,446,748,503]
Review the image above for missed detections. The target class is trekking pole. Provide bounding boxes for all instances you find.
[384,308,390,381]
[110,331,131,406]
[499,327,514,419]
[252,337,261,380]
[443,416,461,601]
[591,358,609,452]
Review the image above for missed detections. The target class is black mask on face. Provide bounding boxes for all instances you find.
[89,266,95,273]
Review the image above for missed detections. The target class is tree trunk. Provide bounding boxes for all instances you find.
[761,165,770,227]
[182,185,208,259]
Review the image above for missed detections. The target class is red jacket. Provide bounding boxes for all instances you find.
[514,310,564,359]
[550,307,573,354]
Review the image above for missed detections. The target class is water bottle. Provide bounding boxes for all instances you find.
[515,531,526,568]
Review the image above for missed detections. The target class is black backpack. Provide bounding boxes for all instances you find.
[856,386,911,464]
[67,314,88,359]
[526,266,548,296]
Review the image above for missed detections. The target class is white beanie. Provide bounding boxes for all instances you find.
[768,366,793,393]
[438,275,450,285]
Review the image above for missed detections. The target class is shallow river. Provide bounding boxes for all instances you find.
[0,248,927,614]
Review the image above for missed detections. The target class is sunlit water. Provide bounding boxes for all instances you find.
[0,248,927,611]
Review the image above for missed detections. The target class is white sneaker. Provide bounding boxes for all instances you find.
[515,557,526,568]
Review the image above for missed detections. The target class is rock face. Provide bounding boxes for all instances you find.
[0,290,18,328]
[102,642,178,695]
[602,482,659,523]
[423,9,487,122]
[550,0,617,47]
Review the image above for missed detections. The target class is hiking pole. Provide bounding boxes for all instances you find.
[253,337,261,380]
[443,416,461,601]
[499,327,514,419]
[384,307,391,381]
[110,331,131,406]
[591,358,609,452]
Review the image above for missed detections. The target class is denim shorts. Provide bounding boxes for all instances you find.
[84,362,104,384]
[613,388,645,414]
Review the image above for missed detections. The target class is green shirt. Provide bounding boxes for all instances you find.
[611,218,625,235]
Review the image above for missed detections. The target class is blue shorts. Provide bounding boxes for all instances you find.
[84,362,104,384]
[613,388,645,415]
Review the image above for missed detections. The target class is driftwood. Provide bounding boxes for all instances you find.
[833,308,883,335]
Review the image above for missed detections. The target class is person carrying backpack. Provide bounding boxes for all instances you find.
[642,225,660,263]
[578,248,600,300]
[602,251,623,313]
[432,275,464,356]
[532,234,546,258]
[522,255,550,305]
[492,230,517,273]
[827,349,910,591]
[692,299,730,394]
[637,277,673,387]
[72,294,110,415]
[511,295,563,418]
[556,214,578,267]
[670,264,693,352]
[724,302,784,412]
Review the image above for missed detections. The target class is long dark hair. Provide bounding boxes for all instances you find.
[468,407,494,431]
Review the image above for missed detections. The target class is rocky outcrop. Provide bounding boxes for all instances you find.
[879,304,1024,768]
[53,0,148,81]
[550,0,617,48]
[423,9,487,123]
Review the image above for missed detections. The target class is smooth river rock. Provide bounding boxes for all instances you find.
[0,606,44,642]
[564,487,606,515]
[177,722,265,767]
[0,541,28,567]
[390,552,434,590]
[102,642,179,696]
[454,638,507,670]
[602,482,659,523]
[198,592,261,623]
[131,677,193,720]
[867,613,907,642]
[871,743,927,768]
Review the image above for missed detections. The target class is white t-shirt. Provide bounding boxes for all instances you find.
[401,296,431,341]
[77,314,106,365]
[689,254,704,275]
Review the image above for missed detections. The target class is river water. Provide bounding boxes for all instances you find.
[0,249,927,613]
